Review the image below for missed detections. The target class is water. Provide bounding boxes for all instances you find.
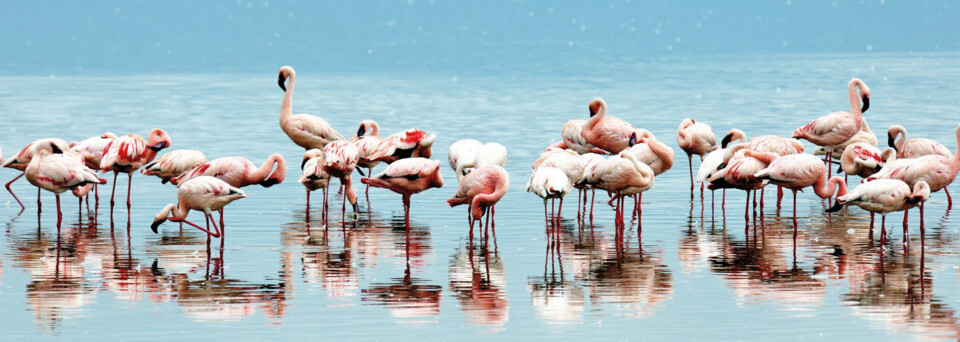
[1,53,960,341]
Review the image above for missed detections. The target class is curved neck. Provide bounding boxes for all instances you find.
[814,174,847,199]
[585,103,606,129]
[248,155,282,184]
[848,81,863,116]
[892,127,907,151]
[281,74,295,120]
[649,140,675,171]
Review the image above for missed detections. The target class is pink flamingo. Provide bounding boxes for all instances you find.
[361,158,444,232]
[548,119,610,154]
[25,148,106,224]
[141,149,207,184]
[677,119,717,198]
[70,132,117,206]
[581,98,639,154]
[150,176,247,251]
[351,120,385,193]
[3,138,70,211]
[743,135,805,209]
[99,129,171,212]
[626,130,675,176]
[533,148,591,223]
[577,152,655,232]
[278,65,345,150]
[299,149,330,220]
[813,119,877,160]
[792,78,871,172]
[869,124,960,220]
[748,151,848,229]
[827,179,930,247]
[323,140,361,216]
[371,128,437,164]
[447,165,510,240]
[706,144,765,220]
[887,124,953,159]
[698,129,747,208]
[838,143,884,179]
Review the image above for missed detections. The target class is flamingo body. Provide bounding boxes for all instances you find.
[142,149,207,184]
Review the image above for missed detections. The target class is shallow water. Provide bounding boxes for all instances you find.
[1,53,960,340]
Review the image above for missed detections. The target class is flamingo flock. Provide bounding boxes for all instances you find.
[3,71,957,266]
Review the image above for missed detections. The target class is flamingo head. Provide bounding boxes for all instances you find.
[721,129,746,148]
[357,120,379,137]
[588,98,606,117]
[147,128,171,152]
[678,118,696,131]
[302,149,324,170]
[101,132,118,140]
[851,78,871,113]
[278,66,295,91]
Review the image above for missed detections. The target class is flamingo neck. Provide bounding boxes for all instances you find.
[585,103,606,129]
[814,174,847,199]
[848,81,863,116]
[247,156,278,185]
[281,74,295,121]
[649,140,675,171]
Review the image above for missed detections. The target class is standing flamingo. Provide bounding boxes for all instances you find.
[677,119,717,198]
[625,130,675,176]
[25,148,107,224]
[141,150,207,184]
[449,139,484,181]
[549,119,609,154]
[533,148,589,223]
[813,119,878,161]
[706,144,765,220]
[698,129,747,208]
[371,128,437,164]
[278,65,345,150]
[743,134,805,209]
[887,124,953,159]
[447,165,510,240]
[361,158,444,233]
[99,129,171,212]
[827,179,930,248]
[527,166,571,227]
[351,120,385,193]
[748,151,848,229]
[150,176,247,252]
[323,140,361,217]
[792,78,871,172]
[577,152,655,232]
[300,149,330,220]
[581,98,638,154]
[3,138,70,211]
[70,133,117,206]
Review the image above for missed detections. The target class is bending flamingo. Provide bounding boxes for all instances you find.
[527,166,571,227]
[813,119,877,161]
[371,128,437,164]
[533,148,591,223]
[827,179,930,247]
[581,98,638,154]
[278,65,345,150]
[743,134,805,209]
[300,149,330,219]
[549,119,609,154]
[449,139,484,181]
[706,144,765,220]
[151,176,247,252]
[577,152,655,232]
[792,78,871,172]
[447,165,510,240]
[3,138,70,211]
[99,129,171,212]
[25,148,106,224]
[625,130,675,176]
[361,158,444,233]
[70,132,117,206]
[748,151,848,229]
[351,120,385,193]
[838,143,884,179]
[677,119,717,198]
[141,150,207,184]
[323,140,361,217]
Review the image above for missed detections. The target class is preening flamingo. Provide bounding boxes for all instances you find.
[577,152,655,232]
[278,65,345,150]
[371,128,437,164]
[150,176,247,251]
[299,149,330,218]
[677,118,717,198]
[351,120,385,193]
[838,143,884,179]
[449,139,484,181]
[447,165,510,240]
[323,140,361,216]
[625,130,675,176]
[99,129,171,212]
[70,132,117,205]
[698,129,746,207]
[171,154,286,188]
[141,150,207,184]
[706,144,765,219]
[581,98,638,154]
[527,166,570,227]
[25,148,107,224]
[827,179,930,247]
[792,78,871,173]
[552,119,609,154]
[533,148,592,223]
[887,124,953,159]
[748,151,848,228]
[742,134,805,209]
[361,158,444,233]
[3,138,70,211]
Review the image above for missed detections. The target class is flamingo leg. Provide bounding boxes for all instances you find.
[306,189,311,222]
[688,157,694,200]
[589,190,596,223]
[880,214,886,251]
[722,188,726,210]
[126,172,132,210]
[744,190,750,221]
[792,189,798,230]
[920,202,925,235]
[169,217,220,237]
[5,173,24,210]
[557,197,564,229]
[110,172,118,209]
[220,208,225,251]
[946,188,953,209]
[777,186,783,209]
[94,183,99,208]
[55,193,61,225]
[903,209,909,238]
[37,188,42,214]
[543,200,549,229]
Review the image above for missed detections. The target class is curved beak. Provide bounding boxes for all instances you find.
[628,133,637,147]
[825,202,844,213]
[278,73,287,91]
[721,133,733,149]
[886,132,896,150]
[148,141,168,152]
[301,158,308,170]
[861,95,870,113]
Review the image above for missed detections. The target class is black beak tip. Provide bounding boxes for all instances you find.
[721,134,733,149]
[836,165,843,174]
[357,168,367,177]
[161,178,169,184]
[628,134,637,147]
[861,96,870,113]
[150,221,161,234]
[300,159,308,170]
[826,203,844,213]
[887,134,896,149]
[278,75,287,91]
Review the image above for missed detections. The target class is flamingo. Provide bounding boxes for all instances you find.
[548,119,610,154]
[576,152,655,232]
[533,148,592,223]
[748,151,848,228]
[449,139,484,181]
[827,179,930,247]
[625,130,675,176]
[278,65,345,150]
[792,78,871,173]
[869,124,960,219]
[812,119,878,160]
[323,140,361,217]
[371,128,437,164]
[99,129,171,212]
[171,154,286,188]
[150,176,247,252]
[299,149,330,218]
[887,124,953,159]
[447,165,510,240]
[351,120,385,193]
[698,129,747,207]
[581,98,638,154]
[141,150,207,184]
[838,143,884,179]
[3,138,70,211]
[677,118,717,198]
[360,158,444,233]
[743,134,805,209]
[706,144,765,220]
[25,148,107,224]
[70,132,117,206]
[527,166,571,227]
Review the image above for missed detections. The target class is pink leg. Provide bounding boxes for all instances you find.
[556,197,564,228]
[792,190,798,229]
[110,173,118,209]
[5,173,24,210]
[37,188,42,214]
[946,188,953,209]
[306,190,311,222]
[219,208,225,250]
[170,216,221,237]
[126,173,132,210]
[744,190,750,221]
[55,193,62,225]
[589,190,595,223]
[688,157,694,200]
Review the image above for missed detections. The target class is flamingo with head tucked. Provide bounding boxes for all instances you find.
[151,176,247,251]
[100,129,171,212]
[581,98,638,154]
[447,165,510,240]
[25,148,106,225]
[887,124,953,159]
[361,158,444,234]
[698,129,747,208]
[548,119,610,154]
[323,140,361,218]
[141,150,207,184]
[827,179,930,246]
[70,132,117,206]
[300,149,330,219]
[838,143,884,180]
[626,130,675,176]
[577,152,655,232]
[706,144,765,220]
[278,65,345,150]
[748,151,848,229]
[527,166,570,228]
[677,119,717,198]
[449,139,484,181]
[4,138,71,211]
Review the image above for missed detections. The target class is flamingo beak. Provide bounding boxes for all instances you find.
[887,133,896,150]
[148,141,168,152]
[150,220,162,234]
[861,95,870,113]
[628,133,637,147]
[721,133,733,149]
[301,158,308,170]
[278,73,287,91]
[826,202,843,213]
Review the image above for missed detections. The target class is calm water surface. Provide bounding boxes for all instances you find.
[2,54,960,340]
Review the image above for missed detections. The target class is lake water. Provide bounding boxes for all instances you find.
[1,53,960,341]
